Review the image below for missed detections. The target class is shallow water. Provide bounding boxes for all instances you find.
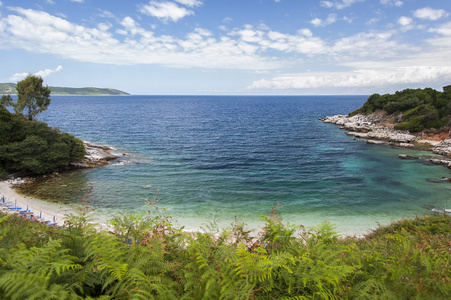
[26,95,451,235]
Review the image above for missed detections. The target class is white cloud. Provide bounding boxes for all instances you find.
[298,29,313,37]
[45,0,56,5]
[9,65,63,82]
[1,5,450,93]
[310,18,322,27]
[343,16,353,23]
[98,10,114,18]
[380,0,403,7]
[174,0,202,7]
[70,0,84,3]
[139,1,194,22]
[429,22,451,36]
[414,7,449,21]
[222,17,233,23]
[321,1,334,9]
[249,66,451,90]
[0,8,284,70]
[310,14,337,27]
[0,8,410,71]
[398,16,412,26]
[248,28,451,91]
[98,22,111,31]
[194,27,212,36]
[35,65,63,78]
[320,0,363,10]
[9,72,28,82]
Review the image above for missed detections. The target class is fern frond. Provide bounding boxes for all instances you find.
[0,272,83,300]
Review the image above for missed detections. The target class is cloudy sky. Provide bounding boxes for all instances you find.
[0,0,450,95]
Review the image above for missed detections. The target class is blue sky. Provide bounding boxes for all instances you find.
[0,0,450,95]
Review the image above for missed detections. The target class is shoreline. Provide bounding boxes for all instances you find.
[1,180,72,226]
[0,142,126,227]
[319,113,451,168]
[0,180,112,228]
[2,136,446,237]
[0,179,421,238]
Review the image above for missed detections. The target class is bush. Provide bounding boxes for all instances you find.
[395,116,426,132]
[0,107,85,175]
[352,86,451,131]
[0,166,8,179]
[0,206,449,299]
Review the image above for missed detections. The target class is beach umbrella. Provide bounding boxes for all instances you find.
[53,216,56,223]
[14,199,17,208]
[40,211,42,219]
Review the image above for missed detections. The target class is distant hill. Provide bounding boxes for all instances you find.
[0,83,130,95]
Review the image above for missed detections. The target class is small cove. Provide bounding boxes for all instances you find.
[19,95,451,235]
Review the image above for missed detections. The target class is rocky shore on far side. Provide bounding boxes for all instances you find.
[70,142,123,168]
[6,142,129,186]
[319,114,451,169]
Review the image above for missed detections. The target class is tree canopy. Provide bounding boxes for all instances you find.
[1,75,51,121]
[350,86,451,132]
[15,75,51,120]
[0,106,85,177]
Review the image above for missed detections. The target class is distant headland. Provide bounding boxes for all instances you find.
[0,83,130,95]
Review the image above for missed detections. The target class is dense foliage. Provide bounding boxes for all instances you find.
[350,86,451,132]
[1,75,52,121]
[0,105,85,177]
[0,198,449,299]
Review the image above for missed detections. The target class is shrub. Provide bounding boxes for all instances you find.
[395,115,426,132]
[0,207,450,299]
[351,86,450,131]
[0,108,85,175]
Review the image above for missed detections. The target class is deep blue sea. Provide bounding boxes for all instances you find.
[35,95,450,235]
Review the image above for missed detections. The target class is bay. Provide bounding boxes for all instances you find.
[33,95,450,235]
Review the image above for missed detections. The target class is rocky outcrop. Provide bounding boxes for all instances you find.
[70,142,120,168]
[432,139,451,157]
[320,114,418,145]
[398,154,451,169]
[320,114,451,167]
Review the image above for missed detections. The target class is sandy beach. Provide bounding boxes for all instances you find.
[0,180,102,227]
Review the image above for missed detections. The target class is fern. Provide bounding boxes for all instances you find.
[0,238,85,299]
[0,272,84,300]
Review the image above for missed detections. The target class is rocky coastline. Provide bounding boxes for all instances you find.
[6,142,128,187]
[71,142,123,168]
[319,114,451,169]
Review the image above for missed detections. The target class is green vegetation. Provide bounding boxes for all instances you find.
[50,86,130,95]
[350,86,451,132]
[0,105,85,177]
[1,83,129,96]
[0,76,85,178]
[12,75,51,121]
[0,197,449,299]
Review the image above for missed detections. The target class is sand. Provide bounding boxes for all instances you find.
[0,180,83,226]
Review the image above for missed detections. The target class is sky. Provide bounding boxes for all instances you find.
[0,0,451,95]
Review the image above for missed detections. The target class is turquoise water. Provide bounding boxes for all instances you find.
[36,95,450,235]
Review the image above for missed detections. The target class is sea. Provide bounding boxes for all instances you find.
[26,95,451,235]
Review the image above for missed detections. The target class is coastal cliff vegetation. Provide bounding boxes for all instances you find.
[350,85,451,132]
[0,76,85,178]
[0,200,449,299]
[0,82,130,96]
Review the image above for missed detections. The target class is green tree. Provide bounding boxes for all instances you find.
[0,106,85,175]
[0,95,13,107]
[14,75,51,121]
